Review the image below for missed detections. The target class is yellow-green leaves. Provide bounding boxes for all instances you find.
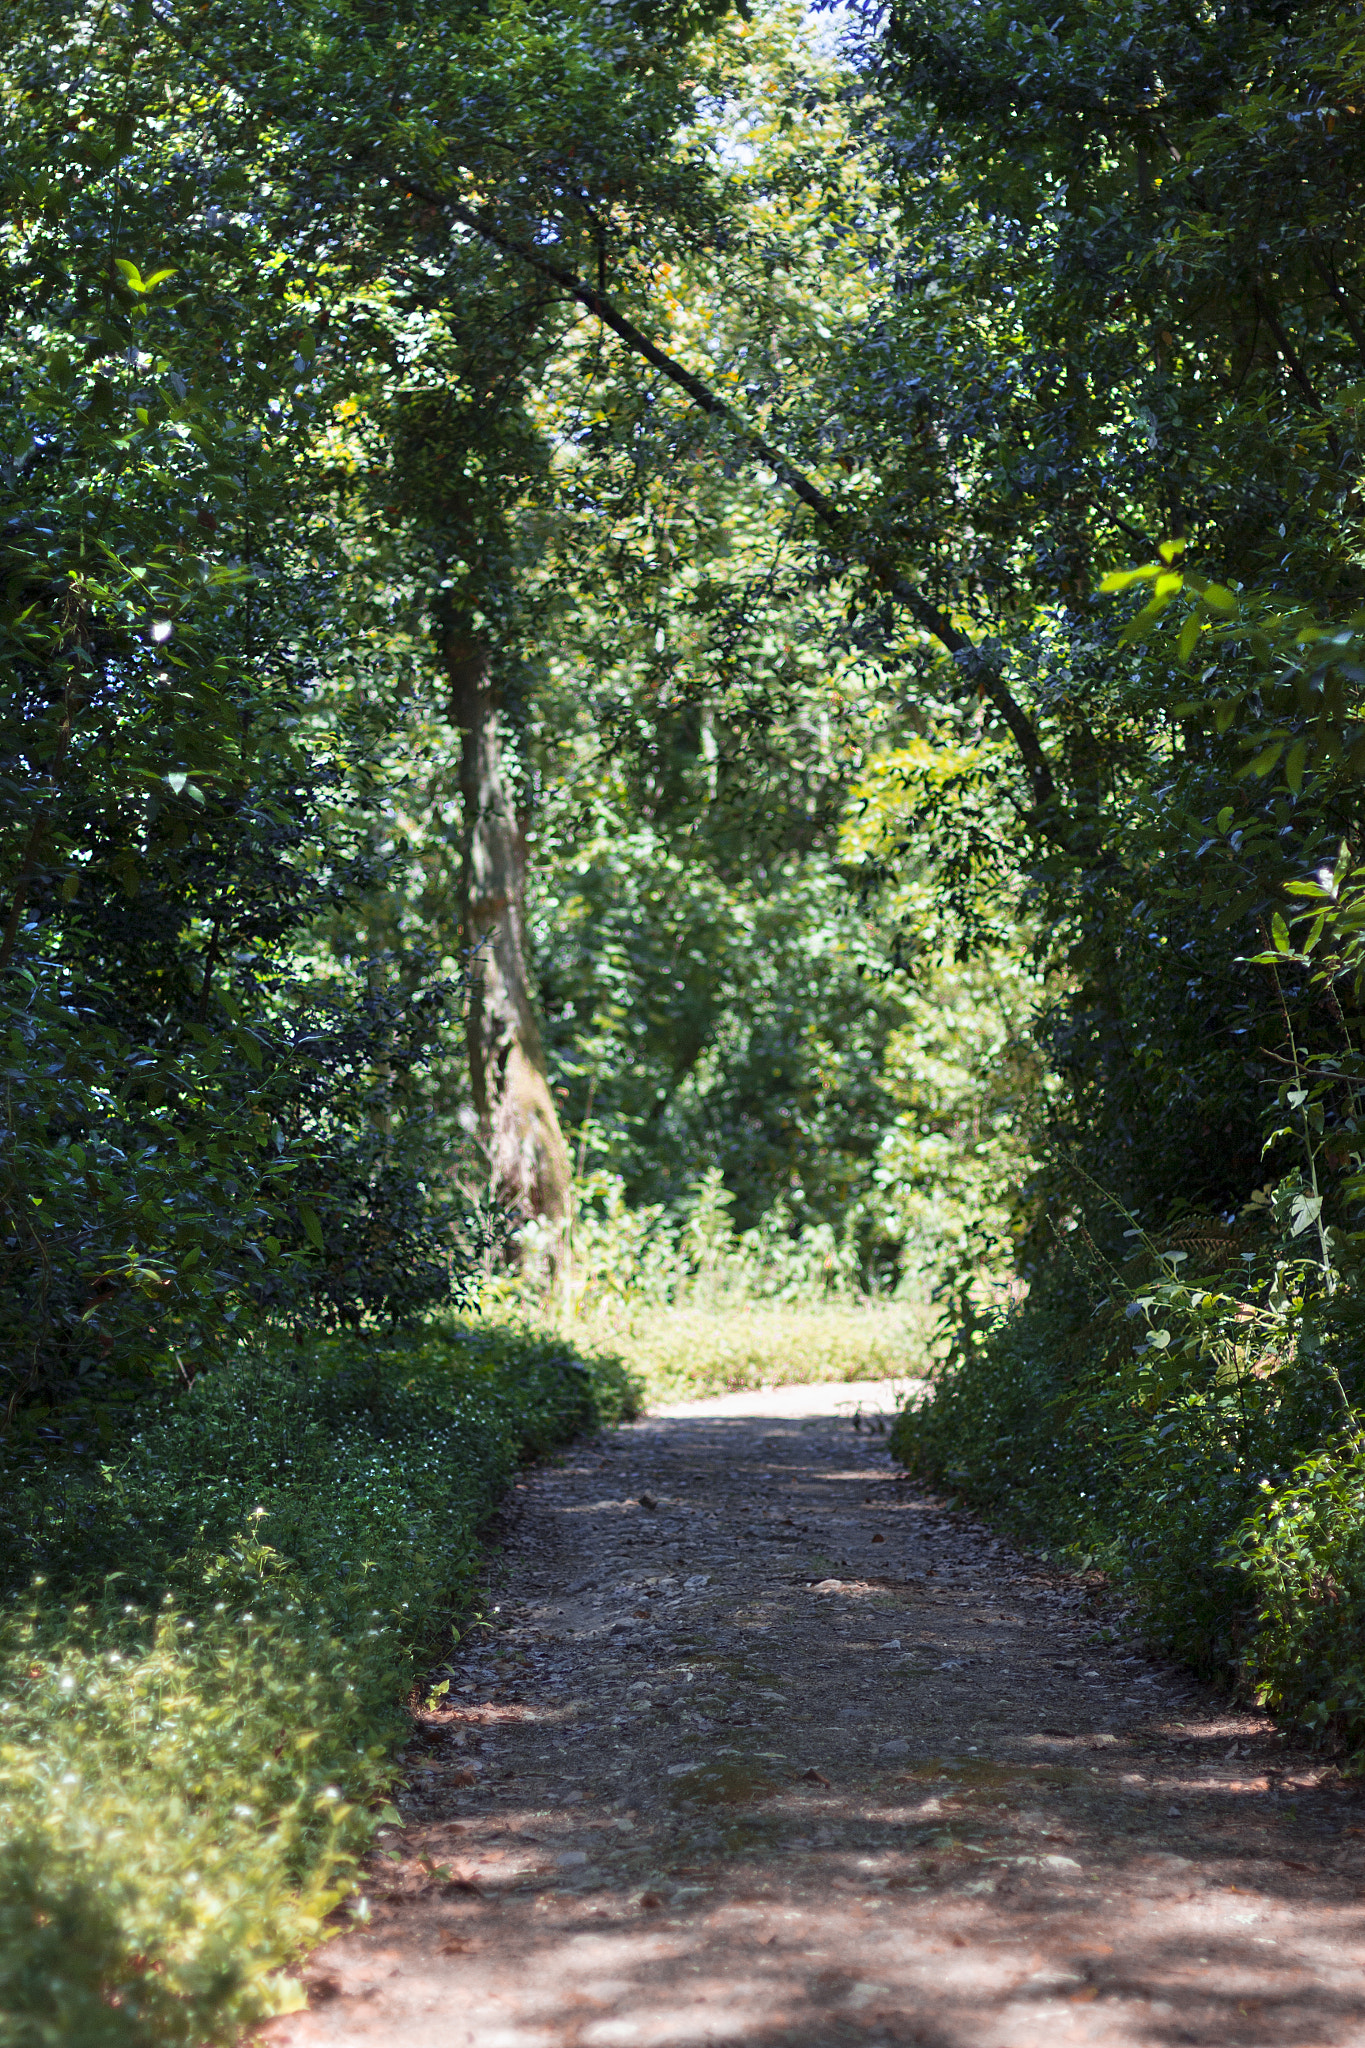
[1099,543,1240,658]
[112,258,177,295]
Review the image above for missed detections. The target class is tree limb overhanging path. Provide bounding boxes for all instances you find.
[401,181,1058,814]
[262,1383,1365,2048]
[136,0,1056,815]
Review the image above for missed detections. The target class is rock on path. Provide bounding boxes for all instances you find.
[262,1380,1365,2047]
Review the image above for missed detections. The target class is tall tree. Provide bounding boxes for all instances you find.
[174,0,744,1235]
[0,0,475,1423]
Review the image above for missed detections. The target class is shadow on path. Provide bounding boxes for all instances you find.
[260,1388,1365,2048]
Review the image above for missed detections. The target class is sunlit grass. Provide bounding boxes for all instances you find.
[553,1299,941,1404]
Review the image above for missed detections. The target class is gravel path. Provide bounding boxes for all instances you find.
[262,1381,1365,2047]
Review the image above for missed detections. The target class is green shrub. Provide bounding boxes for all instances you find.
[887,1302,1089,1550]
[0,1320,638,2046]
[894,1275,1365,1735]
[1230,1433,1365,1746]
[0,1600,389,2048]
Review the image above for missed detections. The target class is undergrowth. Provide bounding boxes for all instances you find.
[486,1169,942,1403]
[0,1321,637,2047]
[894,1259,1365,1760]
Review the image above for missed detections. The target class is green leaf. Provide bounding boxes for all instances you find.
[299,1204,325,1251]
[1284,737,1308,795]
[233,1027,263,1071]
[1118,583,1180,646]
[112,259,177,295]
[1271,912,1292,953]
[1098,563,1164,594]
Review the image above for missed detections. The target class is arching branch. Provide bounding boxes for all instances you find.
[400,179,1056,809]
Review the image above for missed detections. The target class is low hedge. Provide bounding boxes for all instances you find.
[0,1320,637,2046]
[892,1294,1365,1761]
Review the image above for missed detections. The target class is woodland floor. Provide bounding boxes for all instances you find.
[261,1378,1365,2048]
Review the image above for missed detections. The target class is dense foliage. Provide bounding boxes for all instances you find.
[869,0,1365,1752]
[0,0,489,1434]
[0,1323,635,2044]
[14,0,1365,2026]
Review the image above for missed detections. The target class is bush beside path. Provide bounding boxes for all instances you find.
[0,1325,637,2046]
[261,1383,1365,2048]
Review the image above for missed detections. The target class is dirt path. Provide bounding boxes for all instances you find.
[263,1381,1365,2047]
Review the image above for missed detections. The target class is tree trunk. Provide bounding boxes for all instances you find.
[443,624,571,1233]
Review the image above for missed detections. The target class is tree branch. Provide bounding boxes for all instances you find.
[1309,244,1365,377]
[1253,283,1344,464]
[0,689,78,973]
[402,179,1056,808]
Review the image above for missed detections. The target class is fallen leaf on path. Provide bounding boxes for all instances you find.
[638,1892,663,1910]
[799,1767,831,1786]
[1069,1986,1099,2003]
[448,1768,478,1787]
